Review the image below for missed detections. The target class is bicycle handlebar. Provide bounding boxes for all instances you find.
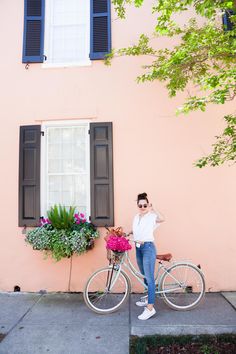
[104,227,172,261]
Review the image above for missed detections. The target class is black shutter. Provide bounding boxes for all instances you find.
[90,122,114,226]
[19,125,41,226]
[90,0,111,60]
[22,0,45,63]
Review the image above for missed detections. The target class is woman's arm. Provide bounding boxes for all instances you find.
[150,204,165,223]
[155,210,165,223]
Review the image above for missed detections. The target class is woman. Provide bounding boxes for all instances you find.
[131,192,165,320]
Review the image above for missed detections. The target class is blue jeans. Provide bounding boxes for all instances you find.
[136,242,156,305]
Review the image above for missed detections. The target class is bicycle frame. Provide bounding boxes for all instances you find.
[109,251,186,296]
[109,251,175,294]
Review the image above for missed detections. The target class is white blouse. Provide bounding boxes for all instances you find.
[133,212,160,242]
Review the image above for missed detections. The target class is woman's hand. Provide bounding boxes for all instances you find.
[149,203,154,212]
[150,204,165,223]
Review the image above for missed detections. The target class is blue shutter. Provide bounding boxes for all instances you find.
[90,0,111,60]
[222,10,235,31]
[22,0,45,63]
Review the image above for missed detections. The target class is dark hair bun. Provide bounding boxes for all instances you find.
[137,192,149,203]
[138,192,147,199]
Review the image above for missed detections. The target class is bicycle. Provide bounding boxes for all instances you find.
[83,238,205,315]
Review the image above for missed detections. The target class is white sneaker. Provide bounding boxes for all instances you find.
[135,297,148,307]
[138,307,156,320]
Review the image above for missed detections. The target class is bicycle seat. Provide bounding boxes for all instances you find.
[156,253,172,262]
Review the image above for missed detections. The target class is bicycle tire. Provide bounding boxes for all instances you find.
[83,266,131,314]
[159,262,205,311]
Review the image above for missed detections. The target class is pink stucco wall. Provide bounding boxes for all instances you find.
[0,1,235,292]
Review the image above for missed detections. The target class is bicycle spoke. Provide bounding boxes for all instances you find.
[90,292,107,304]
[84,267,130,314]
[160,263,205,310]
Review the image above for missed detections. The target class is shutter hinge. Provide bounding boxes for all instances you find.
[89,216,91,221]
[88,130,90,134]
[22,225,27,234]
[40,131,45,136]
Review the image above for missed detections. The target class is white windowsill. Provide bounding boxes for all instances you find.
[42,60,92,69]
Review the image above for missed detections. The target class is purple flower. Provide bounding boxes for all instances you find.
[74,212,87,224]
[40,217,51,226]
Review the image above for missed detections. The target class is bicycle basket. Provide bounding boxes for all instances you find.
[107,249,125,264]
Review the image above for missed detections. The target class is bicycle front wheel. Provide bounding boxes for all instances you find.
[160,263,205,310]
[83,266,131,314]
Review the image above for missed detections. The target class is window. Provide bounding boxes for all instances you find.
[44,0,90,66]
[222,9,235,31]
[41,122,90,217]
[22,0,111,64]
[19,122,114,227]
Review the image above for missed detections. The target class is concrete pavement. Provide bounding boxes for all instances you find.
[0,292,235,354]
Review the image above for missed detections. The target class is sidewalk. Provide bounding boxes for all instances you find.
[0,292,235,354]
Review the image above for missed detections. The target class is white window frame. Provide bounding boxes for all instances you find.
[41,120,91,218]
[43,0,91,68]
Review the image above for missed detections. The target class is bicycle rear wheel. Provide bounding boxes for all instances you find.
[160,262,205,310]
[83,266,131,314]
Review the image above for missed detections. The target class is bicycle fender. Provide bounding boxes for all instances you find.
[170,261,205,278]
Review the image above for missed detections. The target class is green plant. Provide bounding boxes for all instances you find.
[25,207,99,261]
[130,334,236,354]
[200,344,218,354]
[47,205,76,229]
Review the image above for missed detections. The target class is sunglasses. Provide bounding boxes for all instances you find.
[138,204,148,209]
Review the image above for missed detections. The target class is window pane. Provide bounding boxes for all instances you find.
[53,0,84,25]
[49,191,61,205]
[48,127,61,142]
[52,26,87,63]
[62,128,73,142]
[61,143,72,159]
[49,175,61,191]
[48,142,60,159]
[48,158,61,173]
[73,174,87,205]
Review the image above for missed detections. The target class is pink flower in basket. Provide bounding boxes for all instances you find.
[106,234,132,252]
